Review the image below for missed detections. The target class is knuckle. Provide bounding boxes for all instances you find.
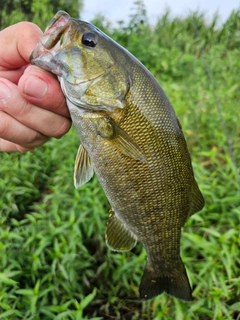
[26,129,49,146]
[24,129,40,145]
[53,118,72,138]
[55,97,68,114]
[0,113,10,137]
[16,99,31,117]
[16,145,34,153]
[23,130,49,149]
[45,93,69,118]
[17,22,42,42]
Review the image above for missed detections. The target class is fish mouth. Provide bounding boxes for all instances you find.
[30,11,71,63]
[40,11,71,50]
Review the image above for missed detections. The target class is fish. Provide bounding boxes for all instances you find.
[30,11,204,301]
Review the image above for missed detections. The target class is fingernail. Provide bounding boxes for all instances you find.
[24,75,48,99]
[0,81,11,103]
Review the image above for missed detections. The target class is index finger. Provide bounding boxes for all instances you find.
[0,22,42,70]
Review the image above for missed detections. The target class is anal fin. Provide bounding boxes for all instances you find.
[106,209,137,252]
[74,144,94,189]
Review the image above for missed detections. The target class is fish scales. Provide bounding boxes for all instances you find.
[30,11,204,301]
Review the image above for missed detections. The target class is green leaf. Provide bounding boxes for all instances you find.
[229,302,240,311]
[80,288,97,310]
[0,310,23,318]
[0,273,18,285]
[16,289,34,296]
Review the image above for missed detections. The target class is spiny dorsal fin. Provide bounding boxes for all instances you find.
[106,209,137,252]
[74,144,94,189]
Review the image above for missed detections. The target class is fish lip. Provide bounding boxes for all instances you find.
[30,11,113,85]
[39,13,71,51]
[30,53,55,72]
[30,11,71,62]
[30,44,51,62]
[40,23,70,50]
[45,10,71,33]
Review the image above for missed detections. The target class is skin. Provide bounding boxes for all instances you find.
[0,22,71,153]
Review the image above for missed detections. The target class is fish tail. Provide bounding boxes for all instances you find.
[139,260,192,301]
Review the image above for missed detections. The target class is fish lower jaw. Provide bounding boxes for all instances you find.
[31,55,63,77]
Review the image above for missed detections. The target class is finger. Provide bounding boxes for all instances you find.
[0,139,33,153]
[18,65,70,118]
[0,79,71,138]
[0,66,26,85]
[0,22,42,84]
[0,111,49,152]
[0,22,42,69]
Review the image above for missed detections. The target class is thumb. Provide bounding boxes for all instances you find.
[0,22,42,69]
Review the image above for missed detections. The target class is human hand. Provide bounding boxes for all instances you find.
[0,22,71,152]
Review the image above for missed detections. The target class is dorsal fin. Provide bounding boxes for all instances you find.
[188,180,205,218]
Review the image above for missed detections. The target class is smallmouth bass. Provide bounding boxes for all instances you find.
[30,11,204,301]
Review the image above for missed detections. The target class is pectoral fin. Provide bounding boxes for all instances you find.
[90,116,146,162]
[74,144,94,189]
[106,209,137,252]
[113,125,147,162]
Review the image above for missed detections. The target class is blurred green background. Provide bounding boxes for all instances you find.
[0,0,239,319]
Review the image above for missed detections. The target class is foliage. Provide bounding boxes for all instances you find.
[0,1,240,319]
[0,0,83,30]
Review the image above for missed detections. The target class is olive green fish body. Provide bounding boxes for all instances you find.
[75,64,202,300]
[30,11,204,301]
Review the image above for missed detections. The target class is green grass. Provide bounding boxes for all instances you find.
[0,3,240,319]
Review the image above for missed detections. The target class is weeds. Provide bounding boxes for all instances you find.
[0,2,239,319]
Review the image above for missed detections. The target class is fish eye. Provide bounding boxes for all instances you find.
[82,32,98,48]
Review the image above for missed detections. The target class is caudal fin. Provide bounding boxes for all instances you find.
[139,261,192,301]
